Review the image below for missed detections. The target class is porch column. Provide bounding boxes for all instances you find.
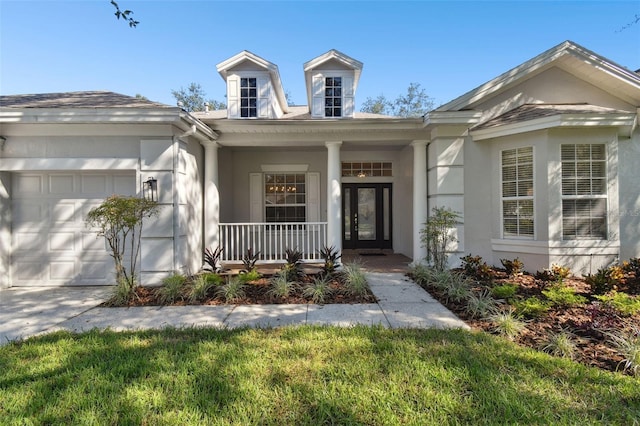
[326,141,342,253]
[201,140,220,251]
[412,140,428,262]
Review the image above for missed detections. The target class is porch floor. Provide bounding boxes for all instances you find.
[221,251,413,275]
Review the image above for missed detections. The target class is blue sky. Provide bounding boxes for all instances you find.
[1,1,639,109]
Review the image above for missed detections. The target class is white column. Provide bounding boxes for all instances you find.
[326,141,342,253]
[201,140,220,250]
[412,140,429,262]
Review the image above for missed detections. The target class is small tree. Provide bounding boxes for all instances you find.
[86,195,159,288]
[420,206,460,271]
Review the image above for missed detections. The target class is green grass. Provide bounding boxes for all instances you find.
[1,326,639,424]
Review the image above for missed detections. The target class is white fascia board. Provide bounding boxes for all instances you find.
[471,113,637,141]
[211,117,424,134]
[177,111,218,141]
[423,110,483,126]
[0,157,138,171]
[0,108,181,124]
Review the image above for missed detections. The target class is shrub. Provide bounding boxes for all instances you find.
[491,283,518,300]
[535,264,570,285]
[442,275,473,304]
[500,258,524,276]
[341,261,368,297]
[461,254,494,283]
[621,258,640,294]
[158,273,187,304]
[542,284,587,308]
[203,246,224,272]
[108,277,136,306]
[267,271,298,300]
[513,296,550,319]
[488,308,525,340]
[319,245,341,276]
[282,248,304,281]
[238,269,261,283]
[303,275,333,304]
[594,291,640,316]
[188,273,222,303]
[217,277,246,303]
[408,262,433,286]
[420,206,460,272]
[585,266,622,295]
[242,248,261,272]
[465,290,498,319]
[604,326,640,376]
[540,329,577,359]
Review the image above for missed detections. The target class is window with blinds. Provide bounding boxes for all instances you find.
[501,147,534,237]
[561,144,607,239]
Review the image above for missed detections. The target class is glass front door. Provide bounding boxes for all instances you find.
[342,183,392,249]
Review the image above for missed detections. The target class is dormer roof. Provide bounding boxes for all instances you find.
[303,49,363,110]
[216,50,288,114]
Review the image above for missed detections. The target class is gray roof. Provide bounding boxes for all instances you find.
[0,91,171,109]
[474,103,630,130]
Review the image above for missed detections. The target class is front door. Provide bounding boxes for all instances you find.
[342,183,392,250]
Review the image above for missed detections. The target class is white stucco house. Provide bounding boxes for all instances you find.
[1,40,639,287]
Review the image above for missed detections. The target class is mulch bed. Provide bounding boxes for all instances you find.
[116,273,377,307]
[421,269,639,375]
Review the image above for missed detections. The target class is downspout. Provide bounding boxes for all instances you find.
[172,124,197,273]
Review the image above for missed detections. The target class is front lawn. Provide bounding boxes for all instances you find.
[1,326,638,424]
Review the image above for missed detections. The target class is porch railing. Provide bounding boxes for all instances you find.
[219,222,328,263]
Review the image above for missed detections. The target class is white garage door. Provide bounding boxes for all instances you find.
[11,172,136,286]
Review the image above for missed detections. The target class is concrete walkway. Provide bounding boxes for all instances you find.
[0,272,468,345]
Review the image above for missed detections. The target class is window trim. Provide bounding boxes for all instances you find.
[560,143,608,240]
[500,146,535,240]
[264,172,307,223]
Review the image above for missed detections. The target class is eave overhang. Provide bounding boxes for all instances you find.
[0,107,218,142]
[470,112,637,141]
[0,107,183,123]
[198,117,426,146]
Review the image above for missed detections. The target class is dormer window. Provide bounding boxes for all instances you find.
[217,51,289,119]
[325,77,342,117]
[304,50,362,119]
[240,78,258,118]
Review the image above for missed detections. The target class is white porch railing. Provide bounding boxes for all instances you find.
[219,222,328,263]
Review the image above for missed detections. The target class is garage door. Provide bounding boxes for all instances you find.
[11,172,136,286]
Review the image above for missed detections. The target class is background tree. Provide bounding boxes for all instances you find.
[110,1,138,27]
[360,82,435,117]
[360,95,393,115]
[171,83,226,112]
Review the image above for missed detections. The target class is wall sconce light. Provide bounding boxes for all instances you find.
[143,177,158,201]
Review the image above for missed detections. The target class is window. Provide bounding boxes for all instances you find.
[501,147,534,237]
[264,173,306,222]
[341,162,392,177]
[561,144,607,239]
[325,77,342,117]
[240,78,257,118]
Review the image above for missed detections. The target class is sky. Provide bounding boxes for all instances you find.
[1,0,639,110]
